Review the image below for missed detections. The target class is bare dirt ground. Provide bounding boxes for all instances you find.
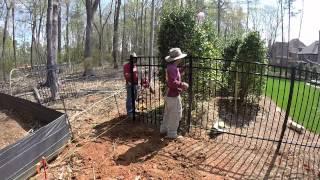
[24,67,320,179]
[31,91,320,179]
[0,110,28,149]
[34,114,320,179]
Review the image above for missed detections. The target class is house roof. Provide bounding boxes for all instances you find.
[288,39,306,53]
[270,39,306,56]
[298,41,319,55]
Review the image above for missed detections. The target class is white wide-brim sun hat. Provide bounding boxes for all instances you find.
[165,48,187,62]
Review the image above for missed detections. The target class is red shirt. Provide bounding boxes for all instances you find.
[123,63,138,84]
[166,63,183,97]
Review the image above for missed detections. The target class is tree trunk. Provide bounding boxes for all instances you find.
[31,13,36,68]
[46,0,59,100]
[12,0,17,68]
[84,3,93,59]
[1,1,10,81]
[217,0,221,36]
[112,0,121,69]
[246,0,250,31]
[84,0,100,76]
[98,1,103,65]
[149,0,155,57]
[37,3,45,45]
[121,0,126,64]
[58,4,62,61]
[66,0,71,67]
[35,2,45,62]
[143,5,147,55]
[148,0,155,82]
[135,0,139,52]
[139,0,144,54]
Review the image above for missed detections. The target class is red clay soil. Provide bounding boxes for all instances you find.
[38,117,225,180]
[31,79,320,179]
[34,114,320,179]
[30,89,320,179]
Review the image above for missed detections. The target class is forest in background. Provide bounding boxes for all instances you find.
[0,0,292,80]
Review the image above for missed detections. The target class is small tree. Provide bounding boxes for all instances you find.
[158,8,196,58]
[158,8,221,98]
[220,38,242,96]
[158,8,196,93]
[235,31,266,104]
[188,22,222,99]
[223,38,242,69]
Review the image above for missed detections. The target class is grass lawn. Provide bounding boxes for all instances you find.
[265,78,320,133]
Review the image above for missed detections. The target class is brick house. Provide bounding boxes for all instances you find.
[269,39,306,67]
[298,41,319,64]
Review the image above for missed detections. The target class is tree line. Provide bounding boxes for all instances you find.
[0,0,283,82]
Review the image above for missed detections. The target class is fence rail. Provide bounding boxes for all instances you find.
[130,56,320,151]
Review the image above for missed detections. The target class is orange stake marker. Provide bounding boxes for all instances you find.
[42,157,48,180]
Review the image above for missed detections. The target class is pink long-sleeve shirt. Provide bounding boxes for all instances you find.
[166,63,183,97]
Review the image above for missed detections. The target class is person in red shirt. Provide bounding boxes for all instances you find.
[123,53,139,118]
[160,48,189,139]
[141,70,155,93]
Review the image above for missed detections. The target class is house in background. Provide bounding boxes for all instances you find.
[268,39,306,67]
[298,41,319,64]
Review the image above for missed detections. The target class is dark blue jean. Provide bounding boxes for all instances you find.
[126,84,137,116]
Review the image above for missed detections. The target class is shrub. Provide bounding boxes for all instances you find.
[222,38,242,69]
[158,8,222,99]
[220,38,242,96]
[158,8,196,58]
[235,31,266,104]
[220,32,266,104]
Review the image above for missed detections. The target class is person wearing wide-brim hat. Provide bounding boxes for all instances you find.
[160,48,189,139]
[123,52,138,118]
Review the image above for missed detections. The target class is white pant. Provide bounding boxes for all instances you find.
[160,96,182,138]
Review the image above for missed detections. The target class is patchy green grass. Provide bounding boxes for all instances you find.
[265,78,320,133]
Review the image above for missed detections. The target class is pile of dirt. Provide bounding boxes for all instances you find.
[0,110,29,149]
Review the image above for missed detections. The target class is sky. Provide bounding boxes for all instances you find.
[258,0,320,45]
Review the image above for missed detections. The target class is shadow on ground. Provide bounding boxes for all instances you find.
[0,108,39,131]
[91,114,320,179]
[94,115,170,166]
[217,98,260,128]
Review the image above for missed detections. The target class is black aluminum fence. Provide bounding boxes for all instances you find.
[130,56,320,151]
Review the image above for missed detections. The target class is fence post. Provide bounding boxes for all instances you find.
[130,56,136,121]
[275,67,296,154]
[187,56,193,132]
